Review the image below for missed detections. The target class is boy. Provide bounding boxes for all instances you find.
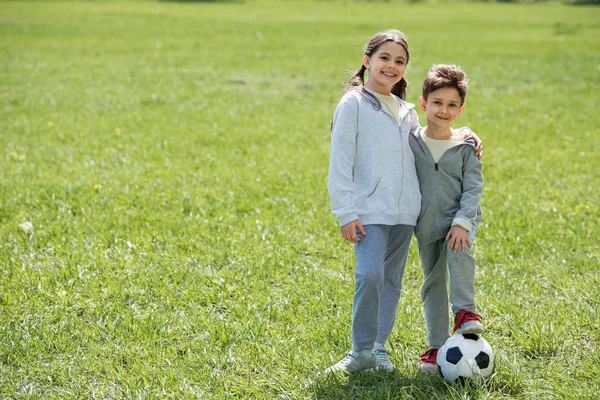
[408,64,484,373]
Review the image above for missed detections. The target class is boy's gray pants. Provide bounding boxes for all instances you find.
[352,224,413,352]
[418,229,477,348]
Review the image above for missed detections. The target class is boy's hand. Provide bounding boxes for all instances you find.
[446,225,471,253]
[341,220,366,243]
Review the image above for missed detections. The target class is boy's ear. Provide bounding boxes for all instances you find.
[419,96,427,111]
[457,104,465,116]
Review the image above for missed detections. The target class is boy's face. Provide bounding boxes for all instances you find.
[419,87,464,128]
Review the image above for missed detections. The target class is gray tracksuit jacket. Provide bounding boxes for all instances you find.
[328,88,422,227]
[408,129,483,246]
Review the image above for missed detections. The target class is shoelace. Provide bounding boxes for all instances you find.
[340,353,356,366]
[374,349,390,361]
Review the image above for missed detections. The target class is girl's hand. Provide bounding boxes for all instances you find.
[341,220,366,243]
[460,128,483,160]
[471,132,483,159]
[468,132,483,160]
[446,225,471,253]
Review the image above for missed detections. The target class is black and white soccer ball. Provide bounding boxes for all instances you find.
[437,333,494,383]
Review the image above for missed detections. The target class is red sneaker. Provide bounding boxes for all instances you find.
[453,310,484,335]
[419,348,439,373]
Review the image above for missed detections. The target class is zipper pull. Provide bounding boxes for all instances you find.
[434,163,439,171]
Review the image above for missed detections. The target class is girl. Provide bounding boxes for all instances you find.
[326,30,481,374]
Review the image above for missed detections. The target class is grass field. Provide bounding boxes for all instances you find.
[1,0,599,398]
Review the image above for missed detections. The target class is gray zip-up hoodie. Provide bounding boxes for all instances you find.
[408,128,483,245]
[328,89,421,227]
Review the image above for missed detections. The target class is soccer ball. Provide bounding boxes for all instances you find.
[437,333,494,383]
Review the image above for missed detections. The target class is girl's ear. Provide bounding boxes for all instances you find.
[363,55,370,69]
[419,96,427,111]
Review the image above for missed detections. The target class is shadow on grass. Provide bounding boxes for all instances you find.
[311,369,453,400]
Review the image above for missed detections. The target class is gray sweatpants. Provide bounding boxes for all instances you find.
[352,224,413,352]
[418,229,477,348]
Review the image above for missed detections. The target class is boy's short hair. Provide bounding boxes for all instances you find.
[422,64,468,106]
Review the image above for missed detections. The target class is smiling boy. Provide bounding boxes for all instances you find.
[408,64,485,373]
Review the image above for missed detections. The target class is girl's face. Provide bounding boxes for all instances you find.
[363,41,408,95]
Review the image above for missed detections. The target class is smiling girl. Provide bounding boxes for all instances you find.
[326,30,422,374]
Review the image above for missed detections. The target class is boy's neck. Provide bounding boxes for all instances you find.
[423,124,459,140]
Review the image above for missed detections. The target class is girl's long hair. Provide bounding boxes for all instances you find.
[346,29,410,101]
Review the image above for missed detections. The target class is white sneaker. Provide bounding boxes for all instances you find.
[419,348,439,374]
[418,362,440,374]
[373,345,395,372]
[325,350,375,374]
[455,320,485,335]
[454,310,485,335]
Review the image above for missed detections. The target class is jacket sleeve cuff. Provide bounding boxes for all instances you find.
[338,212,359,227]
[452,217,472,232]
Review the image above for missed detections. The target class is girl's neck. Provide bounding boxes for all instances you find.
[364,81,392,96]
[424,124,456,140]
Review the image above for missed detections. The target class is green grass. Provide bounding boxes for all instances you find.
[1,0,599,398]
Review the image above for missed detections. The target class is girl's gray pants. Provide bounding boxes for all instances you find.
[352,224,413,352]
[418,229,477,348]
